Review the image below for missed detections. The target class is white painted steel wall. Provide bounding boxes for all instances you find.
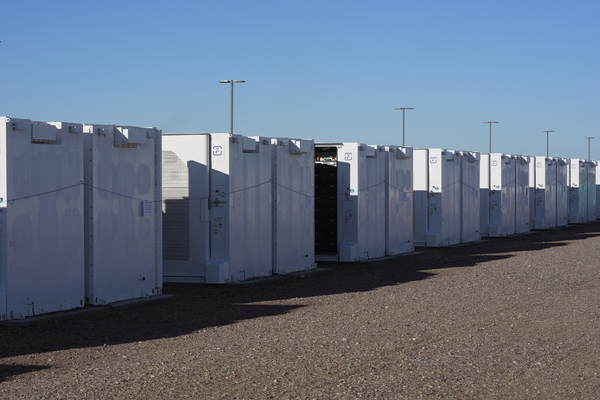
[596,161,600,219]
[0,118,85,320]
[337,143,386,261]
[514,155,531,234]
[534,157,558,229]
[569,159,586,224]
[489,154,516,236]
[161,134,211,282]
[482,154,530,237]
[385,146,414,255]
[479,154,491,237]
[207,134,273,282]
[83,124,162,305]
[459,151,481,243]
[586,162,596,221]
[569,159,597,223]
[271,138,316,274]
[413,149,461,247]
[556,158,569,227]
[529,160,536,229]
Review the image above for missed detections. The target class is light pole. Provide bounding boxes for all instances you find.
[585,137,595,160]
[483,121,498,153]
[219,80,245,135]
[394,107,413,146]
[542,130,554,158]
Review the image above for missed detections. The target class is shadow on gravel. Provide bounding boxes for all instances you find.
[0,364,50,382]
[1,222,599,360]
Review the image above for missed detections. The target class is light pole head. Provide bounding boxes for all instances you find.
[219,80,245,83]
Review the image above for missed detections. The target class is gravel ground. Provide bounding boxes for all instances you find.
[1,223,600,399]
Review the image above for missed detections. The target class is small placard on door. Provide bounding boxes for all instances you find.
[141,200,154,217]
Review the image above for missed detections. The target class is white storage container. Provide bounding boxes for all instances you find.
[458,151,481,243]
[569,159,587,224]
[384,146,414,255]
[514,155,531,234]
[315,143,386,261]
[270,138,316,274]
[83,124,162,304]
[162,134,315,283]
[529,158,536,229]
[533,156,568,229]
[533,156,558,229]
[596,161,600,219]
[586,162,596,221]
[479,154,491,237]
[481,154,531,237]
[413,149,461,247]
[0,118,85,320]
[206,134,273,282]
[569,159,597,223]
[556,158,569,227]
[162,134,211,282]
[490,154,517,236]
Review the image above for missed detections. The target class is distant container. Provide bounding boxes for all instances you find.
[556,158,569,227]
[529,158,536,229]
[480,154,530,237]
[586,162,597,221]
[533,156,558,229]
[485,154,517,236]
[384,146,414,255]
[568,159,597,223]
[533,156,569,229]
[514,155,531,234]
[0,118,85,320]
[413,149,461,247]
[315,143,386,261]
[597,161,600,219]
[83,124,162,304]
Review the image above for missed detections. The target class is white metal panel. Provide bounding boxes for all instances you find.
[357,144,386,260]
[534,157,558,229]
[412,149,429,246]
[425,149,461,246]
[437,150,461,246]
[413,149,462,247]
[459,151,481,243]
[556,158,569,227]
[208,134,273,282]
[83,123,162,305]
[529,157,536,229]
[314,143,385,261]
[514,155,531,234]
[586,162,596,221]
[568,159,584,224]
[479,154,490,237]
[596,161,600,219]
[489,154,517,237]
[1,118,85,320]
[385,146,414,255]
[271,138,316,274]
[0,210,5,320]
[161,134,211,282]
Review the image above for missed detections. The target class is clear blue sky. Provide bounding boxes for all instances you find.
[1,0,599,159]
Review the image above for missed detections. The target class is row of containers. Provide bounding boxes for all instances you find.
[1,116,598,320]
